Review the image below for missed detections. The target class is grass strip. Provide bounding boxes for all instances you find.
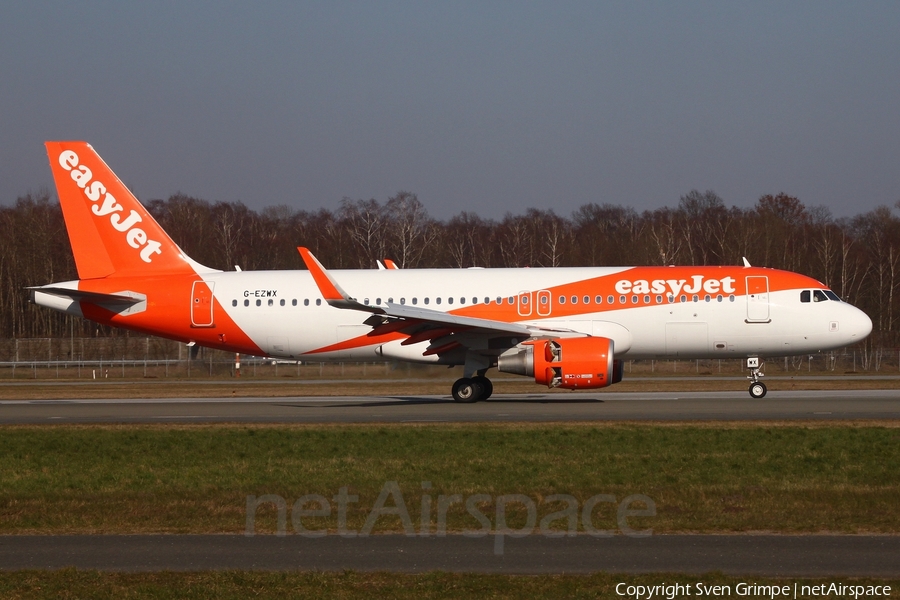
[0,571,897,600]
[0,423,898,534]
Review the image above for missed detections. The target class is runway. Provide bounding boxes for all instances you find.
[1,390,899,424]
[1,534,898,576]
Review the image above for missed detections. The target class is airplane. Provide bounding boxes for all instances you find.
[30,141,873,401]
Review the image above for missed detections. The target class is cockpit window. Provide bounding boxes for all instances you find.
[800,290,810,303]
[824,290,841,302]
[813,290,827,302]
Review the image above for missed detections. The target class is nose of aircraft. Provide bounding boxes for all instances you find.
[845,304,873,342]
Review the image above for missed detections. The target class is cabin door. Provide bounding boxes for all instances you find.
[745,276,770,322]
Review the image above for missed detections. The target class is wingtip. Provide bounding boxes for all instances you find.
[297,246,346,301]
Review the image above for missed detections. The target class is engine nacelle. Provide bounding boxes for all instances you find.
[498,337,623,390]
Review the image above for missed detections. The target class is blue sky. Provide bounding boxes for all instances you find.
[2,2,898,220]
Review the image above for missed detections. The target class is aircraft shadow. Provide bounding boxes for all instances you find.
[274,396,604,408]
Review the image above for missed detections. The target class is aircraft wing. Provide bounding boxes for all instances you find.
[298,247,579,357]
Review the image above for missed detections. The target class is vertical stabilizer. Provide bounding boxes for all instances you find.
[45,141,205,279]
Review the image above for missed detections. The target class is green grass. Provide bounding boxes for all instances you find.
[0,571,897,600]
[0,423,898,534]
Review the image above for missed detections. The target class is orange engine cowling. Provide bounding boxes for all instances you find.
[497,337,622,390]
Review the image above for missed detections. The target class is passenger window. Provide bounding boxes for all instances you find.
[400,298,406,305]
[473,297,478,304]
[244,299,249,307]
[522,296,529,305]
[232,300,237,307]
[304,299,309,306]
[571,296,578,304]
[424,298,430,305]
[497,296,503,304]
[256,299,262,307]
[656,295,662,303]
[584,295,590,304]
[619,295,626,304]
[448,298,453,305]
[508,297,515,305]
[485,297,491,304]
[595,295,602,304]
[292,299,298,306]
[280,299,285,306]
[631,295,638,304]
[704,295,710,302]
[813,290,827,302]
[608,295,615,304]
[680,295,686,303]
[375,298,381,305]
[412,298,417,305]
[644,295,650,303]
[541,296,548,305]
[716,295,722,303]
[800,290,810,303]
[559,296,566,304]
[316,299,322,306]
[460,297,465,305]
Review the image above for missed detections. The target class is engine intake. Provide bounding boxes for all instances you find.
[498,337,622,390]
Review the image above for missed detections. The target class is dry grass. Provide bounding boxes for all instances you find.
[0,423,897,535]
[1,571,898,600]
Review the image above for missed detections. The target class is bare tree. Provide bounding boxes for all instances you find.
[384,192,436,268]
[339,198,387,268]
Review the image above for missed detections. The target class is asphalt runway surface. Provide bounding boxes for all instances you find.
[1,389,898,424]
[1,534,898,576]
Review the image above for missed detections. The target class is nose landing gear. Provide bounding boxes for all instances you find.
[746,357,767,398]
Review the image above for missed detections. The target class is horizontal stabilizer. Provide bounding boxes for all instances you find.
[28,286,145,306]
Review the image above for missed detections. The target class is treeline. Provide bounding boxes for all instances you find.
[2,189,898,347]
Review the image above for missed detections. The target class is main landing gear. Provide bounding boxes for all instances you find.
[746,357,767,398]
[452,375,494,403]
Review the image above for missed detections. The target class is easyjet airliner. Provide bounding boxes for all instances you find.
[31,142,873,400]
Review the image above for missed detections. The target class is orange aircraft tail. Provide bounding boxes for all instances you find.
[45,141,208,279]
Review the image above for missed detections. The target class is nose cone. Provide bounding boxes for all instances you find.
[846,305,873,342]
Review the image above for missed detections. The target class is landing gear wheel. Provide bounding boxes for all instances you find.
[472,376,493,400]
[746,357,766,399]
[749,382,767,398]
[452,377,483,403]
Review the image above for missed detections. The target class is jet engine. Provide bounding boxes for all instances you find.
[497,337,623,389]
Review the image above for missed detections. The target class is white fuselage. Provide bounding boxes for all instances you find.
[198,266,871,362]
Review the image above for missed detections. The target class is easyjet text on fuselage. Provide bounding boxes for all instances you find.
[614,275,737,297]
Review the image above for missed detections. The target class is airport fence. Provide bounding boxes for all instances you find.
[0,337,895,380]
